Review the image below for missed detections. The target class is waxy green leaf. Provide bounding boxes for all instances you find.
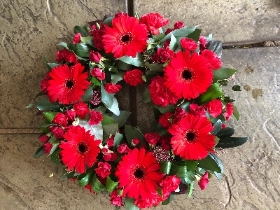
[118,54,144,67]
[160,26,197,43]
[216,136,248,148]
[74,26,89,36]
[197,83,223,104]
[78,169,93,187]
[91,174,105,192]
[198,153,223,173]
[213,68,237,83]
[106,176,118,193]
[34,146,45,158]
[125,125,144,146]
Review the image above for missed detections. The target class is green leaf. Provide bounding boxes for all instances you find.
[187,183,194,197]
[34,146,45,158]
[47,63,59,69]
[160,26,197,43]
[185,160,198,171]
[74,26,89,36]
[103,123,119,140]
[82,87,93,101]
[51,147,61,164]
[154,105,175,114]
[216,136,248,148]
[169,33,177,50]
[43,111,57,123]
[180,101,190,110]
[91,173,105,192]
[111,73,124,83]
[207,40,223,58]
[160,161,172,174]
[197,83,223,104]
[233,105,240,120]
[73,43,90,57]
[162,194,174,205]
[103,16,113,26]
[102,114,116,125]
[106,176,118,193]
[91,77,101,86]
[124,125,145,146]
[58,42,68,49]
[211,119,222,135]
[113,132,123,147]
[49,143,59,155]
[232,85,241,91]
[116,60,132,70]
[81,36,93,46]
[198,153,222,173]
[216,127,234,138]
[141,88,151,103]
[111,111,131,127]
[124,198,139,210]
[78,169,93,187]
[187,28,202,41]
[170,164,188,178]
[213,68,237,83]
[36,99,61,111]
[145,63,163,74]
[107,97,120,116]
[118,54,144,67]
[101,84,114,108]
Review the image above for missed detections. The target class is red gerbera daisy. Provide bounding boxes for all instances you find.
[102,13,148,58]
[60,126,101,174]
[164,51,213,100]
[115,148,164,200]
[168,114,215,160]
[47,63,90,105]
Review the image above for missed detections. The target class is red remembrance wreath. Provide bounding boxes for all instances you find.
[28,12,248,209]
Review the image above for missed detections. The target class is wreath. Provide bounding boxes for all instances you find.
[29,12,248,209]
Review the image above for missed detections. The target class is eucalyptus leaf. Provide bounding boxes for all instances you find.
[211,119,222,135]
[103,123,119,141]
[58,42,68,49]
[82,87,93,101]
[111,73,124,83]
[113,132,123,147]
[107,97,120,116]
[169,33,177,50]
[101,84,114,108]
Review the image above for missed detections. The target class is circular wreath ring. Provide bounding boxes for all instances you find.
[30,12,248,209]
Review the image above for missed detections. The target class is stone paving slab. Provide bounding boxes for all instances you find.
[135,0,280,43]
[1,48,280,209]
[0,0,125,129]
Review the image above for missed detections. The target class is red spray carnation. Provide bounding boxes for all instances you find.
[140,12,169,35]
[199,36,207,50]
[174,21,184,29]
[53,112,68,127]
[189,104,206,116]
[224,102,233,120]
[149,76,179,107]
[180,37,198,51]
[104,83,122,94]
[90,23,105,50]
[60,126,101,174]
[95,162,111,178]
[56,48,78,63]
[201,49,222,70]
[144,132,161,146]
[89,50,102,63]
[73,102,89,119]
[152,47,174,63]
[164,51,213,100]
[173,107,186,123]
[106,136,115,148]
[72,33,81,44]
[103,152,117,162]
[168,114,216,160]
[65,109,76,122]
[47,63,90,105]
[204,99,223,118]
[39,134,49,144]
[159,112,172,128]
[161,175,181,199]
[198,171,209,190]
[102,13,148,58]
[49,126,65,139]
[132,138,140,146]
[110,189,124,207]
[123,69,143,86]
[117,144,130,154]
[44,142,52,154]
[88,110,103,125]
[90,67,105,81]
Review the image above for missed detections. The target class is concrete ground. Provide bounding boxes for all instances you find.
[0,0,279,209]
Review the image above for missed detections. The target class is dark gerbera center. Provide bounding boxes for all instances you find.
[185,131,196,142]
[182,69,193,81]
[77,142,88,154]
[120,33,132,44]
[134,168,145,179]
[65,79,75,89]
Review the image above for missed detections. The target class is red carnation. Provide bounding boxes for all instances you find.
[72,33,81,44]
[152,47,174,63]
[95,162,111,178]
[103,152,117,162]
[106,136,115,148]
[198,171,209,190]
[164,51,213,100]
[65,109,76,122]
[123,69,143,86]
[132,138,140,146]
[189,104,206,116]
[104,83,122,94]
[90,67,105,81]
[140,12,169,35]
[102,14,148,58]
[53,113,68,127]
[224,103,233,120]
[199,36,207,51]
[39,134,49,144]
[159,112,172,128]
[89,51,102,63]
[110,189,124,207]
[88,110,103,125]
[174,21,184,29]
[47,63,90,105]
[204,99,223,118]
[73,102,89,119]
[44,142,52,154]
[149,76,178,107]
[180,37,198,51]
[90,23,105,50]
[56,48,78,63]
[201,49,222,70]
[49,126,64,139]
[168,114,216,160]
[173,107,186,123]
[144,132,160,146]
[161,175,181,199]
[60,126,101,173]
[117,144,130,154]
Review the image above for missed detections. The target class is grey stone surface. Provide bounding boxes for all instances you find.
[1,47,280,209]
[0,0,125,129]
[135,0,280,43]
